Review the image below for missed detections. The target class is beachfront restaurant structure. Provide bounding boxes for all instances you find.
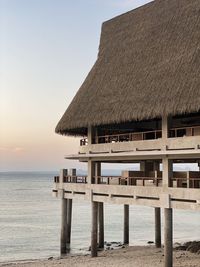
[53,1,200,267]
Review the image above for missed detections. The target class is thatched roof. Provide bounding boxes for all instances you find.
[56,0,200,136]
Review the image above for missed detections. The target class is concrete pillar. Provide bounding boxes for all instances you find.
[198,161,200,171]
[60,169,68,183]
[66,199,72,250]
[123,204,129,244]
[60,194,68,255]
[155,207,161,248]
[153,162,161,248]
[95,162,101,184]
[88,126,94,145]
[164,208,173,267]
[91,201,98,257]
[140,161,154,176]
[162,157,173,188]
[68,168,76,183]
[162,116,171,140]
[140,162,162,248]
[88,160,95,184]
[98,202,104,248]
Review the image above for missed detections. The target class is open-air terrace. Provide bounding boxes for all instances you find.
[54,170,200,189]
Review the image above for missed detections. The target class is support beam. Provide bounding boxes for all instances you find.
[123,204,129,245]
[88,160,95,184]
[155,207,161,248]
[60,195,68,255]
[162,116,171,140]
[98,202,104,248]
[162,157,173,188]
[140,161,154,176]
[164,208,173,267]
[88,126,93,145]
[66,199,72,250]
[153,162,162,248]
[95,162,101,184]
[140,162,162,248]
[91,201,98,257]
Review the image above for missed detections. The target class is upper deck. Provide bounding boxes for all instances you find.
[79,125,200,156]
[74,114,200,161]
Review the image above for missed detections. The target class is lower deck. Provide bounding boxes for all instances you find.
[53,180,200,211]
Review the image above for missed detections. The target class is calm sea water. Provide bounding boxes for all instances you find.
[0,171,200,262]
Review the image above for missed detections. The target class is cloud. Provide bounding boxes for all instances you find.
[0,146,25,152]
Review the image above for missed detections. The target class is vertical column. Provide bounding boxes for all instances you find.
[155,207,161,248]
[164,208,173,267]
[60,195,68,255]
[60,169,68,184]
[154,161,162,248]
[140,162,162,248]
[123,204,129,245]
[98,202,104,248]
[162,157,173,188]
[91,201,98,257]
[66,199,73,250]
[88,160,95,184]
[95,162,101,184]
[140,161,154,176]
[68,168,76,183]
[88,126,93,145]
[163,155,173,267]
[162,115,170,141]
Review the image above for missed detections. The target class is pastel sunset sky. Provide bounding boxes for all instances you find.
[0,0,153,171]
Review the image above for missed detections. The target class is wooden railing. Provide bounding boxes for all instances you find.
[170,125,200,138]
[54,176,87,184]
[93,176,162,187]
[80,125,200,146]
[172,177,200,188]
[54,175,200,188]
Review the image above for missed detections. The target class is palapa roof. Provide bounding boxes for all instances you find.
[56,0,200,136]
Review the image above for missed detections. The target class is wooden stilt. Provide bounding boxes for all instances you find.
[98,202,104,248]
[60,196,68,255]
[66,198,72,251]
[91,201,98,257]
[123,204,129,245]
[164,208,173,267]
[155,207,161,248]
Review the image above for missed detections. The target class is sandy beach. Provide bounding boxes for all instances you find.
[1,246,200,267]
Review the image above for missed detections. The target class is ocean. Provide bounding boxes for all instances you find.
[0,171,200,263]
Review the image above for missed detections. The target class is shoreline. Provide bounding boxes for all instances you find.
[1,245,200,267]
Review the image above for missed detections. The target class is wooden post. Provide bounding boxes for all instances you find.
[123,204,129,244]
[60,194,68,255]
[91,201,98,257]
[164,208,173,267]
[66,198,72,250]
[98,202,104,248]
[155,207,161,248]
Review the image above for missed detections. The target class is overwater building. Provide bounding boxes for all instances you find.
[53,1,200,266]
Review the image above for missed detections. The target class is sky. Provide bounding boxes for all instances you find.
[0,0,154,171]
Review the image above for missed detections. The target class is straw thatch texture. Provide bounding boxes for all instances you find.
[56,0,200,136]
